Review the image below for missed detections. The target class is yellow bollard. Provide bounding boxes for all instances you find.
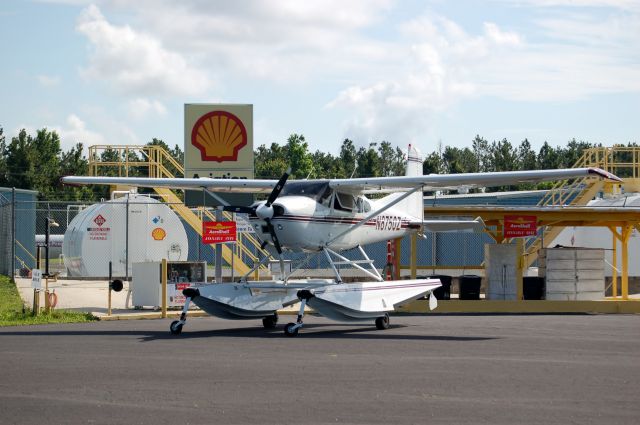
[32,289,40,315]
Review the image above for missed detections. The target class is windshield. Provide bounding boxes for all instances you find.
[280,181,331,202]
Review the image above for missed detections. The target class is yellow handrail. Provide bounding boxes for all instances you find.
[87,144,273,277]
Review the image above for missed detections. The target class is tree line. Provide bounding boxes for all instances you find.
[0,125,623,201]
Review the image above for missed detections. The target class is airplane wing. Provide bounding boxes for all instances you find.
[62,167,619,194]
[62,176,280,193]
[329,167,620,192]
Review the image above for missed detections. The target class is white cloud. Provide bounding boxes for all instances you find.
[97,0,395,83]
[64,1,639,148]
[327,2,640,142]
[57,114,105,151]
[76,4,212,97]
[36,74,61,87]
[126,98,167,120]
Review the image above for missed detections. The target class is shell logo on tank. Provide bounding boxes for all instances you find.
[191,110,248,162]
[151,227,167,241]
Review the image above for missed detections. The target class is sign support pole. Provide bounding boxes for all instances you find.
[215,210,223,283]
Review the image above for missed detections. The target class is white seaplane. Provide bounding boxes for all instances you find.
[62,145,620,336]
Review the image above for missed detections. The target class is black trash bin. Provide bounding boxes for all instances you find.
[459,275,482,300]
[523,277,545,300]
[425,275,452,300]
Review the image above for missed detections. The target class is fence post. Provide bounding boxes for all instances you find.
[125,195,130,282]
[11,187,15,282]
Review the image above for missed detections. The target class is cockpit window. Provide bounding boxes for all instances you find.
[356,197,371,213]
[280,181,331,202]
[334,192,355,212]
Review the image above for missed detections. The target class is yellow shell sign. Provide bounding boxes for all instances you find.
[152,227,167,241]
[191,110,248,162]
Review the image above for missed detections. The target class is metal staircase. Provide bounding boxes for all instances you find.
[87,145,273,277]
[523,147,627,267]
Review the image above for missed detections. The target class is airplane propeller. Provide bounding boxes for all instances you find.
[223,170,290,255]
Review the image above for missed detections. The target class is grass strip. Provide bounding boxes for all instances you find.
[0,275,97,326]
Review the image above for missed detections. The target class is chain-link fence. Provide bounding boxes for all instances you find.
[0,193,494,280]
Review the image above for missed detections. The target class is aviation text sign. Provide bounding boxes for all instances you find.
[504,215,537,238]
[202,221,237,244]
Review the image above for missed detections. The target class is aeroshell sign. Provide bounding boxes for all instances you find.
[504,215,537,238]
[202,221,237,244]
[184,104,254,207]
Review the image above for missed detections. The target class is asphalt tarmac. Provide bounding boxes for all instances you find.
[1,314,639,425]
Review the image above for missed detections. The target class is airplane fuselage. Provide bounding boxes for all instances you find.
[249,195,417,252]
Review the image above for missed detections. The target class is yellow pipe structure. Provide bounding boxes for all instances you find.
[394,238,402,280]
[516,238,524,301]
[612,231,618,298]
[621,225,632,300]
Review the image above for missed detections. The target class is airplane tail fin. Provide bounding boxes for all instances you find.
[378,144,424,221]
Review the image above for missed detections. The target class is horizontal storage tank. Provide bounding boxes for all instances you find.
[63,193,189,277]
[539,248,604,300]
[552,194,640,276]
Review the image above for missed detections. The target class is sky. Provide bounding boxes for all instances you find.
[1,0,639,156]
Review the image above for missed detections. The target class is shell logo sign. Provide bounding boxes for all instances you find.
[191,111,248,162]
[184,104,254,207]
[151,227,167,241]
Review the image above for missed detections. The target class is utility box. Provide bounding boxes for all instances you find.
[539,248,604,300]
[132,261,206,308]
[485,243,518,300]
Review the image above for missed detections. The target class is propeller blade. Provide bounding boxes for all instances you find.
[265,219,283,254]
[222,205,255,214]
[265,171,289,207]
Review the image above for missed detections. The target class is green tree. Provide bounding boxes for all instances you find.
[310,150,340,178]
[356,143,381,177]
[58,143,95,200]
[472,135,491,172]
[442,146,476,174]
[537,141,561,170]
[517,139,537,171]
[490,138,517,172]
[339,139,357,178]
[560,139,592,168]
[3,128,62,199]
[423,151,442,175]
[255,143,287,179]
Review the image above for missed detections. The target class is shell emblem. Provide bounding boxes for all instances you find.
[151,227,166,241]
[191,111,248,162]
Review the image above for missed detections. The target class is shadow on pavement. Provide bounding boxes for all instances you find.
[0,323,498,342]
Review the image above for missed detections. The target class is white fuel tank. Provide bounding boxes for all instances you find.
[63,194,189,277]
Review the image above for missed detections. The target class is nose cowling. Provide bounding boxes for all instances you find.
[255,202,274,220]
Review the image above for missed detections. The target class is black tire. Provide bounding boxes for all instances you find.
[375,313,390,330]
[170,320,183,335]
[284,322,299,337]
[262,313,278,329]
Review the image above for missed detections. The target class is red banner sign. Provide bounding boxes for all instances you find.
[504,215,537,238]
[203,221,237,244]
